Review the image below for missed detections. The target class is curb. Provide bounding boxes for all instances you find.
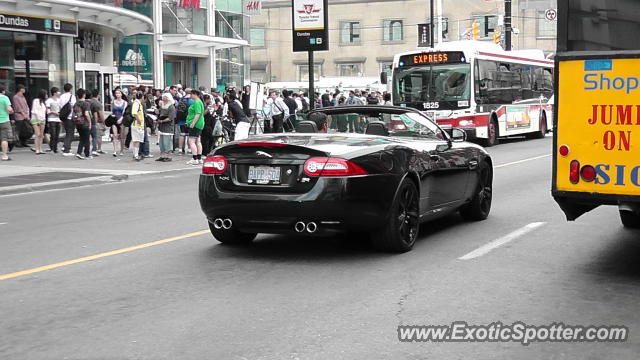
[0,175,127,196]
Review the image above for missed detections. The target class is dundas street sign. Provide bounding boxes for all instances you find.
[291,0,328,52]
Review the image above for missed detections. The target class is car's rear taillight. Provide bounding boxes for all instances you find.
[569,160,580,184]
[203,155,227,174]
[580,165,596,182]
[303,157,368,177]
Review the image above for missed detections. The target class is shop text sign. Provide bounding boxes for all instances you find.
[0,12,77,37]
[244,0,262,16]
[556,58,640,195]
[291,0,328,52]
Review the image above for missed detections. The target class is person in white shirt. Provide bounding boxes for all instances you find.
[59,83,76,156]
[269,91,289,133]
[31,90,48,154]
[45,87,62,153]
[294,93,303,111]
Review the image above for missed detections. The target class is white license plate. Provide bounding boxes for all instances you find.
[248,166,281,184]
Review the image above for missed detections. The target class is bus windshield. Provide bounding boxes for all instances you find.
[393,63,471,107]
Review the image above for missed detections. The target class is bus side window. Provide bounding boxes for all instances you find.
[474,61,484,103]
[542,69,554,98]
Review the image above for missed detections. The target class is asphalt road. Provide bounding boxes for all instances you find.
[1,135,639,359]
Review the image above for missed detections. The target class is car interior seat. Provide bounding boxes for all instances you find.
[295,120,318,133]
[364,121,389,136]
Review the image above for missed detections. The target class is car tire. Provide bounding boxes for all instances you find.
[371,178,420,253]
[208,221,257,245]
[620,211,640,229]
[460,161,493,221]
[482,117,499,147]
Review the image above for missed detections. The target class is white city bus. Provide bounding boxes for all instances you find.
[387,40,554,146]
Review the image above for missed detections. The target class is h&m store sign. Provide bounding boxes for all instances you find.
[0,12,77,37]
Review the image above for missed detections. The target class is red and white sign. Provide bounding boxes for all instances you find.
[243,0,262,16]
[293,0,324,30]
[179,0,201,9]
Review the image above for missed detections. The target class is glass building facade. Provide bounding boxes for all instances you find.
[0,31,74,99]
[215,0,250,88]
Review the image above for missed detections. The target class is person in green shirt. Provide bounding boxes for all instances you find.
[0,87,15,161]
[186,90,205,165]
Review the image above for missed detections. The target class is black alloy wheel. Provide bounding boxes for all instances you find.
[372,178,420,253]
[460,161,493,221]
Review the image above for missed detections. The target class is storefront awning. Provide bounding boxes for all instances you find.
[0,0,153,36]
[161,34,249,57]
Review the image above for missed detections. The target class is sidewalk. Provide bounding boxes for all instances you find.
[0,141,201,195]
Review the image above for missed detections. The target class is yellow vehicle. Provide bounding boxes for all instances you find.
[553,1,640,227]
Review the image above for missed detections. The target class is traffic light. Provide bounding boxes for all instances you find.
[493,30,500,44]
[472,22,480,40]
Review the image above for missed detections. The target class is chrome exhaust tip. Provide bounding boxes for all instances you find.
[294,221,306,233]
[222,218,233,230]
[306,222,317,233]
[213,218,224,229]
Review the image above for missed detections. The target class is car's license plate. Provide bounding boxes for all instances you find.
[248,166,281,184]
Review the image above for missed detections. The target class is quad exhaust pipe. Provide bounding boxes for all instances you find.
[306,222,317,233]
[213,218,233,230]
[294,221,318,233]
[295,221,306,233]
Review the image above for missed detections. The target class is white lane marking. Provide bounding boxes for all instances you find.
[0,222,7,225]
[458,222,547,260]
[494,154,551,169]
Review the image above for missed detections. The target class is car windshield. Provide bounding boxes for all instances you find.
[393,63,471,103]
[302,110,446,140]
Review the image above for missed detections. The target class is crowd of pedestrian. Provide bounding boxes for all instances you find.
[0,83,259,164]
[260,88,392,133]
[0,82,393,162]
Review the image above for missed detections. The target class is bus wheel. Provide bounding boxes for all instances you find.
[530,113,547,139]
[620,211,640,229]
[482,118,499,147]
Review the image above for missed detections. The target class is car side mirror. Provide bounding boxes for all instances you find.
[436,143,450,152]
[451,128,467,142]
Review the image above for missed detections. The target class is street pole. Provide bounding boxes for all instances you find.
[436,0,443,45]
[308,50,315,110]
[505,0,512,50]
[429,0,434,47]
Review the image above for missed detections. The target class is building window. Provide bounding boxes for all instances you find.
[425,17,449,41]
[162,0,207,35]
[251,69,267,83]
[473,15,498,38]
[250,27,265,47]
[383,20,403,42]
[379,62,393,77]
[340,21,361,45]
[216,11,244,39]
[537,11,556,38]
[337,63,363,77]
[298,65,321,82]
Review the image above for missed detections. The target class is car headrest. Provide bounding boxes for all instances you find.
[365,121,389,136]
[295,120,318,133]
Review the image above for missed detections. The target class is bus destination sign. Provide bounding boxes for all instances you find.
[399,51,466,67]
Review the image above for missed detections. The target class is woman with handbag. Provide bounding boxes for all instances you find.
[31,89,47,154]
[111,89,127,157]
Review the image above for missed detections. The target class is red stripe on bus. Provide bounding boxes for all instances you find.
[478,52,554,65]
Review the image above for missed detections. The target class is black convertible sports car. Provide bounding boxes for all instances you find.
[199,105,493,252]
